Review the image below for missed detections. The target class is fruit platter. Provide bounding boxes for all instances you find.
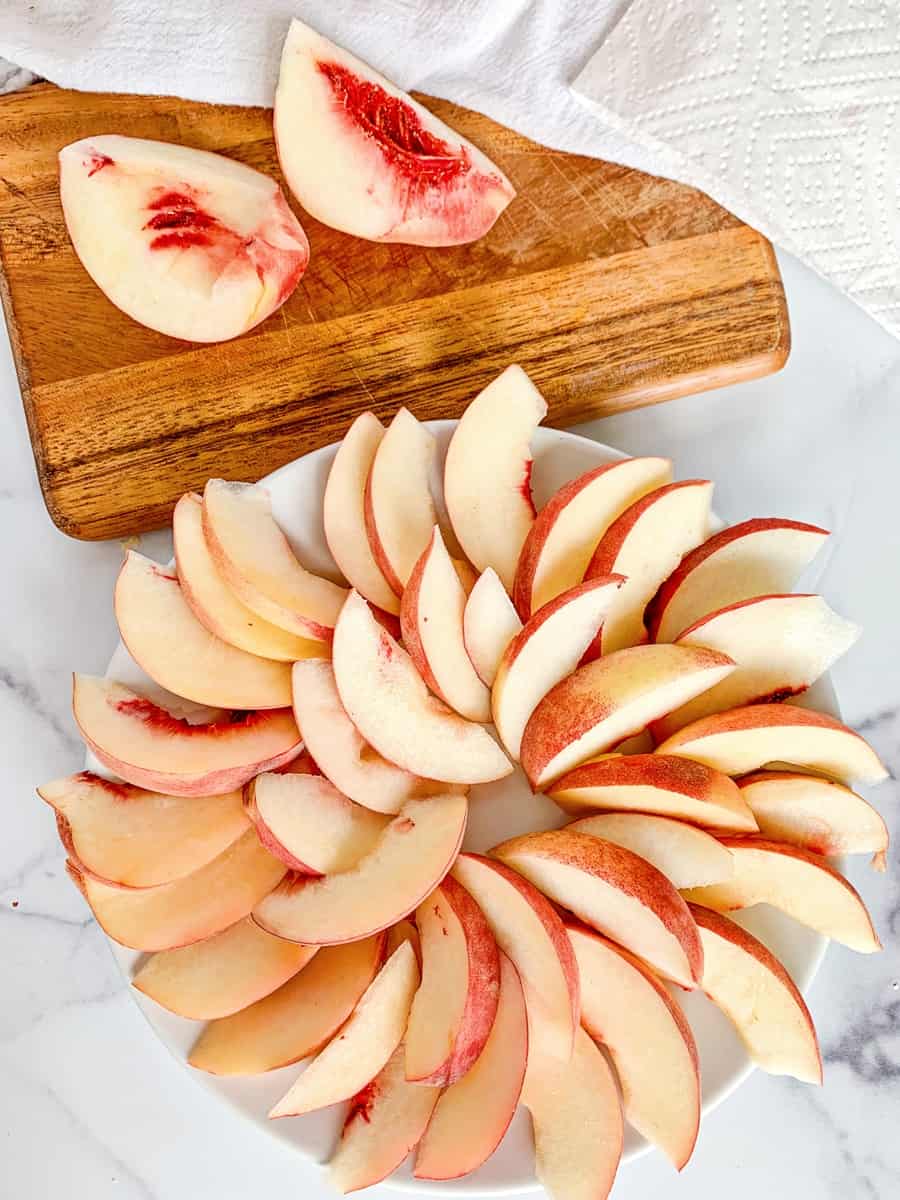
[39,365,889,1196]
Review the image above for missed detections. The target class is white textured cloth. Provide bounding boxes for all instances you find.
[1,1,898,336]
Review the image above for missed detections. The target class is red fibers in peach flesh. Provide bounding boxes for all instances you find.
[72,770,132,799]
[345,1079,379,1126]
[113,697,274,738]
[87,152,114,177]
[519,459,536,516]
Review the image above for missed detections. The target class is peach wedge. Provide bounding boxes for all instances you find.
[547,753,758,832]
[252,793,467,944]
[405,875,500,1086]
[463,568,522,687]
[656,704,888,786]
[684,838,881,953]
[567,812,735,889]
[520,643,734,790]
[37,771,248,888]
[72,675,302,797]
[189,935,384,1075]
[492,829,703,988]
[114,550,293,709]
[690,904,822,1084]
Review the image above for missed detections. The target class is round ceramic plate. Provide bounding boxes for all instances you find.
[99,422,831,1194]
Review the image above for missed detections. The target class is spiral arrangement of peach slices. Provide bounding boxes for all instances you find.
[57,19,515,343]
[41,364,889,1198]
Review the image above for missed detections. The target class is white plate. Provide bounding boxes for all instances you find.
[99,422,831,1195]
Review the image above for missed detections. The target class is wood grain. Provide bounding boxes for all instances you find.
[0,83,789,540]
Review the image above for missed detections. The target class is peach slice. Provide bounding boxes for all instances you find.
[451,853,579,1060]
[386,918,422,962]
[363,408,439,596]
[37,771,248,888]
[405,875,500,1085]
[492,576,625,761]
[132,917,317,1019]
[463,568,522,687]
[520,644,735,791]
[655,703,888,786]
[584,480,714,655]
[330,1046,441,1194]
[274,19,514,245]
[654,594,860,737]
[174,493,327,662]
[493,829,703,987]
[115,550,293,709]
[58,134,308,343]
[203,479,346,642]
[522,1025,623,1200]
[568,812,734,889]
[444,366,548,590]
[547,753,758,832]
[689,904,822,1084]
[68,828,285,951]
[414,952,528,1181]
[683,838,881,952]
[269,940,419,1117]
[253,793,467,944]
[648,518,830,643]
[568,924,700,1170]
[243,771,388,874]
[333,590,512,785]
[72,675,302,797]
[291,659,449,814]
[401,527,492,722]
[188,934,384,1075]
[737,770,889,867]
[513,457,672,618]
[323,412,399,614]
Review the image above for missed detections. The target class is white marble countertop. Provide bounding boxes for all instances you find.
[2,247,898,1200]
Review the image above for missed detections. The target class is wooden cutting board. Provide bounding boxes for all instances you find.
[0,83,789,541]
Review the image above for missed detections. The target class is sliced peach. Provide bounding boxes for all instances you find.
[451,852,579,1060]
[364,408,438,596]
[243,771,388,873]
[690,904,822,1084]
[330,1046,440,1194]
[401,527,492,722]
[37,771,248,888]
[492,829,703,987]
[275,19,514,245]
[414,952,528,1181]
[269,941,419,1117]
[584,480,713,654]
[548,753,758,832]
[568,812,734,889]
[291,659,450,814]
[654,594,860,737]
[444,366,548,590]
[492,576,624,761]
[59,134,308,342]
[405,875,500,1085]
[522,1025,623,1200]
[68,828,285,951]
[568,923,700,1170]
[132,917,317,1019]
[684,838,881,952]
[520,644,734,791]
[386,918,422,962]
[203,479,346,642]
[323,411,399,614]
[738,770,889,867]
[72,675,302,797]
[332,590,511,785]
[463,568,522,687]
[188,934,384,1074]
[174,493,327,662]
[513,457,672,618]
[253,793,467,944]
[648,518,830,643]
[656,703,888,786]
[114,550,293,709]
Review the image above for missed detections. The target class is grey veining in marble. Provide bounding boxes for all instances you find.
[2,247,899,1199]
